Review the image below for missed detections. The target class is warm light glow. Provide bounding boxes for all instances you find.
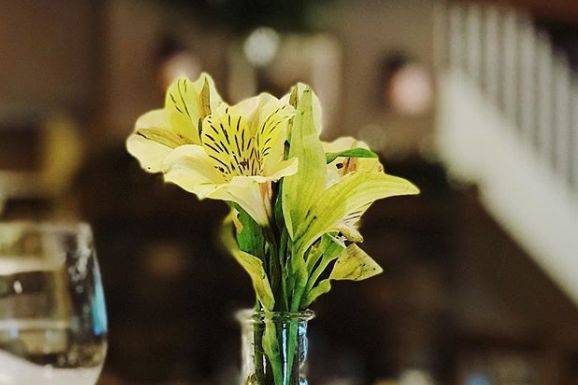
[160,51,201,90]
[243,27,280,67]
[388,63,433,115]
[399,369,434,385]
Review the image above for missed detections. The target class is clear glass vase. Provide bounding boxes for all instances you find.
[236,309,315,385]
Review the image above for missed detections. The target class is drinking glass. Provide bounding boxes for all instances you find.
[0,222,107,385]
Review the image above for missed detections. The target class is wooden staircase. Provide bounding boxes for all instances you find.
[433,1,578,305]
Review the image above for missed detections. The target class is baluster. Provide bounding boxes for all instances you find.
[518,12,536,144]
[553,57,572,182]
[536,32,554,163]
[502,9,518,125]
[448,3,465,71]
[433,0,448,69]
[570,84,578,192]
[483,5,500,104]
[465,3,482,82]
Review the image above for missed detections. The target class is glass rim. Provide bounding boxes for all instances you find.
[0,221,92,235]
[235,308,315,323]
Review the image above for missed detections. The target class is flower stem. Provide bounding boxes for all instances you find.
[253,304,266,384]
[263,226,282,310]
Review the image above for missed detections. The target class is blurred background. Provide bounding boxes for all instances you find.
[1,0,577,384]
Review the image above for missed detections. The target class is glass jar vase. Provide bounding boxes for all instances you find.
[236,310,315,385]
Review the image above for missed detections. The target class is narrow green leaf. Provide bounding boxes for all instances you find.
[273,181,285,235]
[301,234,344,308]
[302,244,383,307]
[306,234,345,275]
[281,85,326,310]
[281,86,326,241]
[325,148,378,164]
[233,204,265,257]
[301,279,331,308]
[221,214,274,310]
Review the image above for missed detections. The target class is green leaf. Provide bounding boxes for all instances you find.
[281,86,326,242]
[330,244,383,281]
[306,234,344,274]
[325,148,378,164]
[294,171,419,259]
[234,204,266,257]
[302,244,383,307]
[301,279,331,308]
[281,85,326,310]
[221,214,274,310]
[273,181,285,235]
[301,234,344,308]
[262,322,283,385]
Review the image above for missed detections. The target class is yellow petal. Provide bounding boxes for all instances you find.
[126,132,173,173]
[264,157,298,180]
[255,96,294,176]
[164,145,275,225]
[228,94,261,129]
[163,145,226,198]
[165,73,223,144]
[322,136,359,153]
[281,83,323,134]
[207,176,271,226]
[128,109,190,173]
[236,158,297,183]
[202,105,258,177]
[126,107,189,173]
[135,108,168,128]
[323,136,384,187]
[201,96,294,180]
[135,127,188,148]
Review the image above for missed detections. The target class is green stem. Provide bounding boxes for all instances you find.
[262,321,285,385]
[253,303,265,384]
[263,226,281,310]
[278,274,306,385]
[279,230,289,311]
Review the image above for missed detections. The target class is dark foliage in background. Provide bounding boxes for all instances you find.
[147,0,334,32]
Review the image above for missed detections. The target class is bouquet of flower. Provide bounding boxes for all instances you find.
[127,73,418,385]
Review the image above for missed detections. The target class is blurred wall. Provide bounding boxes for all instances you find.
[0,0,95,118]
[323,0,435,157]
[100,0,231,141]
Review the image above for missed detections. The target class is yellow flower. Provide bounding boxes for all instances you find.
[163,94,297,226]
[323,137,383,187]
[126,73,222,173]
[322,137,386,241]
[282,85,419,258]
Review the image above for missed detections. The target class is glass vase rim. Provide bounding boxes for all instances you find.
[235,308,315,323]
[0,221,92,234]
